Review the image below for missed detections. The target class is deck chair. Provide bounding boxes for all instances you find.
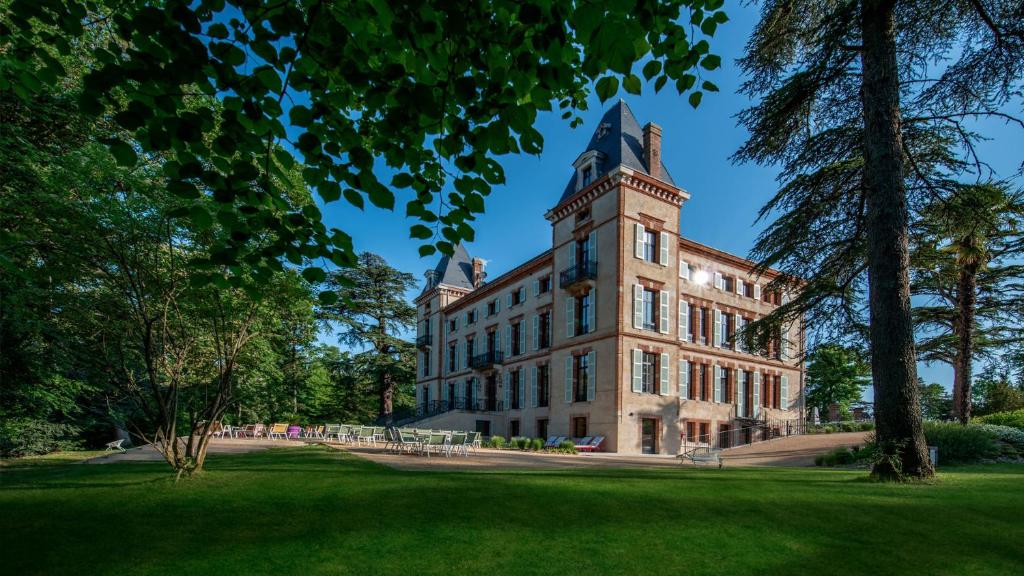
[543,435,560,448]
[447,433,469,457]
[422,433,448,458]
[396,430,421,454]
[576,436,605,452]
[324,424,342,442]
[356,426,376,446]
[104,439,127,453]
[466,431,482,453]
[268,423,289,439]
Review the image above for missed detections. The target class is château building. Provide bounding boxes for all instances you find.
[412,101,804,455]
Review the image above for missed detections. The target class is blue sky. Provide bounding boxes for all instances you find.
[314,3,1022,391]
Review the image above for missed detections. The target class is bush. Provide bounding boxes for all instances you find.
[815,447,858,467]
[923,421,1001,464]
[531,438,544,451]
[970,424,1024,452]
[488,436,505,449]
[975,409,1024,430]
[0,418,79,457]
[557,440,577,454]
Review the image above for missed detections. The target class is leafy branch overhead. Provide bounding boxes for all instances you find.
[3,0,727,287]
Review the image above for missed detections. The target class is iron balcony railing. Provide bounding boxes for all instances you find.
[415,334,432,349]
[559,260,597,288]
[394,397,506,426]
[469,350,504,370]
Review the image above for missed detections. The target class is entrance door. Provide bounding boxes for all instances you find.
[641,418,657,454]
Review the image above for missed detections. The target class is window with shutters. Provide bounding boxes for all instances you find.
[538,275,552,294]
[466,309,477,325]
[773,375,781,409]
[447,343,457,373]
[539,311,552,349]
[719,366,731,402]
[742,281,754,298]
[721,312,733,348]
[640,352,658,394]
[576,207,591,224]
[511,286,525,306]
[486,330,498,356]
[573,354,590,402]
[487,299,498,316]
[575,291,593,335]
[641,229,656,262]
[697,307,709,344]
[581,165,594,187]
[465,337,475,362]
[698,363,709,401]
[641,288,657,330]
[421,352,431,377]
[722,275,735,292]
[537,364,550,407]
[511,321,523,356]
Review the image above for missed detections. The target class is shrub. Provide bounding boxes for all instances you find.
[0,418,79,457]
[975,409,1024,430]
[531,438,544,451]
[557,440,577,454]
[923,421,1001,464]
[970,424,1024,452]
[488,436,506,449]
[816,447,857,467]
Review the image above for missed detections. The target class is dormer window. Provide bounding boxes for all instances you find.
[573,150,604,192]
[581,165,593,186]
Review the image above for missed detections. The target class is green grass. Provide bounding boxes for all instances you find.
[0,449,108,468]
[1,446,1022,576]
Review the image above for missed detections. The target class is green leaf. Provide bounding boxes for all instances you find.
[318,291,339,305]
[409,224,433,239]
[688,91,703,109]
[302,267,327,283]
[289,105,313,126]
[622,74,642,95]
[595,76,619,102]
[702,80,720,92]
[368,187,395,210]
[700,19,718,37]
[700,54,722,70]
[189,205,213,231]
[653,75,668,93]
[418,244,437,257]
[108,139,137,167]
[642,60,662,81]
[343,189,364,209]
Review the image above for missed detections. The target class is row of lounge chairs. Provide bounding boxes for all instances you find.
[540,436,606,452]
[383,429,482,458]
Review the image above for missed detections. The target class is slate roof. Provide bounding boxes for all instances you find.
[422,243,475,294]
[557,100,675,205]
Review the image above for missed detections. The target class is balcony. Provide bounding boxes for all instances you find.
[415,334,432,350]
[559,260,597,290]
[469,351,504,370]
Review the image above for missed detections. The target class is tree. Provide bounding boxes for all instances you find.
[805,345,871,421]
[3,0,728,289]
[736,0,1023,479]
[912,183,1024,423]
[973,361,1024,416]
[320,253,417,425]
[918,380,952,420]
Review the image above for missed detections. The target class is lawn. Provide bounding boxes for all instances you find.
[1,446,1021,576]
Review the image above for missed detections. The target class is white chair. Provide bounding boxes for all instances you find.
[105,439,127,453]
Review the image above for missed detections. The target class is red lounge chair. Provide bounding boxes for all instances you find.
[576,436,605,452]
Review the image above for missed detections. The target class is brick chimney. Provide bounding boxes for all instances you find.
[472,257,487,287]
[642,122,662,180]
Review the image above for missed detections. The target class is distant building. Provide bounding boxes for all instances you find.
[412,101,804,455]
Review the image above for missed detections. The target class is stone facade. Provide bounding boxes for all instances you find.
[413,102,804,455]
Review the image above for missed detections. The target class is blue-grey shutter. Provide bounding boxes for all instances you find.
[565,296,575,337]
[505,324,512,357]
[532,314,539,350]
[533,279,540,296]
[568,241,576,269]
[503,371,510,409]
[518,370,525,410]
[507,292,513,308]
[633,284,643,329]
[588,230,597,264]
[780,375,789,410]
[587,288,596,333]
[713,310,722,347]
[660,353,671,396]
[752,372,761,418]
[416,384,423,406]
[495,328,501,357]
[564,356,573,403]
[679,259,690,280]
[632,349,643,393]
[713,365,722,402]
[754,284,762,300]
[634,223,645,259]
[679,360,690,398]
[679,300,690,341]
[659,290,670,334]
[530,366,538,408]
[586,351,596,401]
[736,371,745,416]
[659,231,669,265]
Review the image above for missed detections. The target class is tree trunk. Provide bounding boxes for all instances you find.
[860,0,933,479]
[954,263,978,424]
[380,370,394,426]
[949,362,961,420]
